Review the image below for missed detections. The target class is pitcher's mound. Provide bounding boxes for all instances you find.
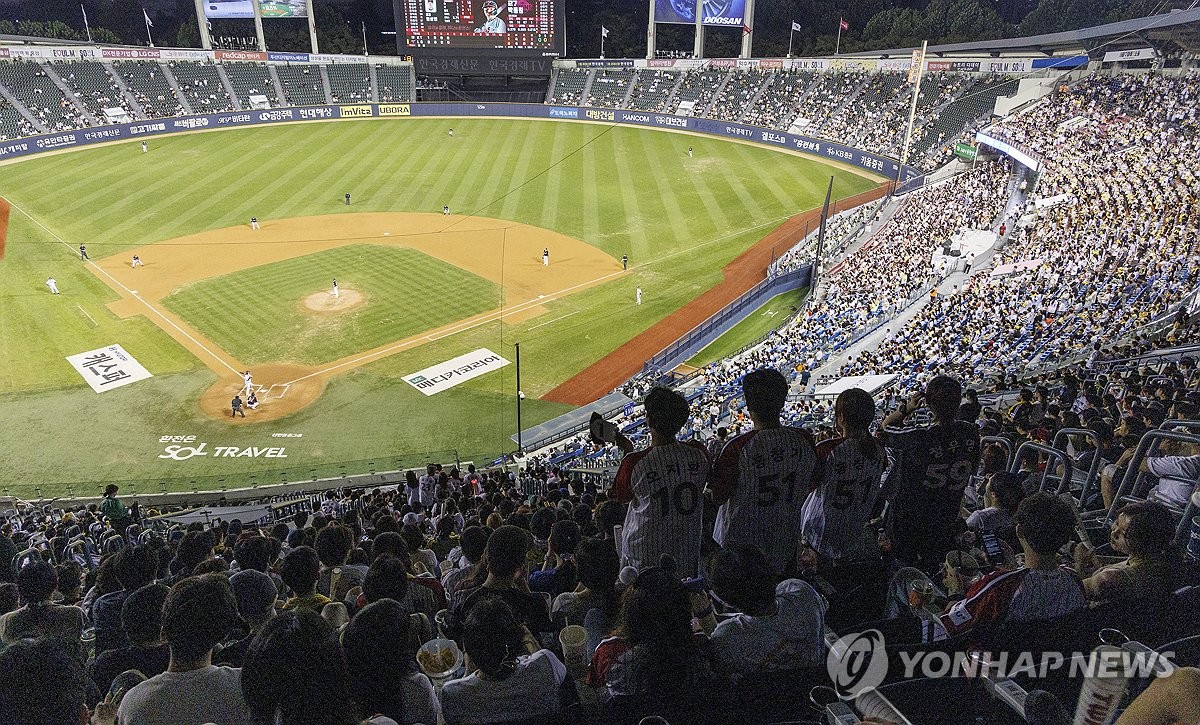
[302,289,365,314]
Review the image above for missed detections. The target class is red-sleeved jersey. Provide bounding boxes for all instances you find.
[709,427,817,574]
[801,436,885,562]
[940,566,1086,637]
[614,441,710,576]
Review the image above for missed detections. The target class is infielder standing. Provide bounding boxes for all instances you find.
[709,368,818,575]
[622,254,628,271]
[241,370,254,397]
[542,248,549,266]
[636,287,642,305]
[250,217,260,230]
[79,244,89,261]
[609,387,710,576]
[332,278,339,298]
[46,277,59,294]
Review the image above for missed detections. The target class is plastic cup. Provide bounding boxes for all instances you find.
[908,579,933,609]
[855,687,912,724]
[558,624,589,669]
[1071,645,1129,725]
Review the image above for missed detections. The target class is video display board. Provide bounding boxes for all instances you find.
[654,0,747,27]
[402,0,560,52]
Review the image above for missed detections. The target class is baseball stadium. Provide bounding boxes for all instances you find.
[0,0,1198,722]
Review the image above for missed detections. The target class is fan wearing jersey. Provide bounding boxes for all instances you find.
[801,388,885,564]
[611,387,710,576]
[418,463,439,512]
[709,368,817,575]
[878,376,980,573]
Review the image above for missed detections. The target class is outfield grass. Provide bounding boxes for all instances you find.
[685,287,809,368]
[162,245,499,366]
[0,118,877,491]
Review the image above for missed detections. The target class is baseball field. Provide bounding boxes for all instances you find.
[0,116,879,496]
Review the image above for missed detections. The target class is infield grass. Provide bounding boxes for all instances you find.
[162,245,499,366]
[0,118,877,491]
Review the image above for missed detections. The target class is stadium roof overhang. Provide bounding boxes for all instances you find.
[845,8,1200,59]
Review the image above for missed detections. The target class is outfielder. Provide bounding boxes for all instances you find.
[141,141,147,154]
[636,287,642,305]
[46,277,59,295]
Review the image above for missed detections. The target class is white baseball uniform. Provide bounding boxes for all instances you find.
[613,441,711,576]
[46,278,59,294]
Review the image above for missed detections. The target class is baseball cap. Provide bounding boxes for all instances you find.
[402,512,424,527]
[230,569,277,626]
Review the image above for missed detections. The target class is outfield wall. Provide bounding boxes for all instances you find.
[0,102,924,187]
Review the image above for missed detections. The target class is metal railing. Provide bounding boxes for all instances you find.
[1102,429,1200,543]
[1010,441,1074,495]
[1050,427,1104,505]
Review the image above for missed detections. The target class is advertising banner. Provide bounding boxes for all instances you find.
[268,52,311,63]
[953,142,978,161]
[339,104,374,118]
[1103,48,1155,62]
[160,49,214,61]
[66,344,152,393]
[654,0,747,26]
[8,47,53,59]
[647,59,677,68]
[984,59,1029,73]
[403,348,510,396]
[309,53,369,64]
[878,58,912,72]
[204,0,256,19]
[215,50,268,62]
[927,60,980,72]
[575,59,634,68]
[259,0,308,18]
[786,58,828,71]
[102,48,162,59]
[829,58,877,71]
[377,104,412,116]
[0,48,8,58]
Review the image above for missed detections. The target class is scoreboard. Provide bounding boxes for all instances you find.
[394,0,565,75]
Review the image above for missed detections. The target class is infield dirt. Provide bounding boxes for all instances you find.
[88,213,621,422]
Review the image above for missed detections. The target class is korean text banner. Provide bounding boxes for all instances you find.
[204,0,255,19]
[654,0,747,27]
[66,344,152,393]
[403,349,510,396]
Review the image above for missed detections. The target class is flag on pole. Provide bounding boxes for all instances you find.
[601,26,609,38]
[742,24,752,35]
[838,18,849,30]
[143,8,153,27]
[81,4,93,42]
[791,21,802,32]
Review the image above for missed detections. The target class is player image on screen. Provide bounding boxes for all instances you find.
[475,0,506,33]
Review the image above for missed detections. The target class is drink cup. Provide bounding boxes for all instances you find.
[558,624,589,670]
[1072,645,1129,725]
[908,578,933,608]
[855,687,912,724]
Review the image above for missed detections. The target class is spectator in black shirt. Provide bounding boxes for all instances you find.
[448,525,555,637]
[89,583,170,694]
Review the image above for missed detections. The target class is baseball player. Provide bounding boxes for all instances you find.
[345,193,351,206]
[141,141,147,154]
[241,370,254,397]
[609,387,710,576]
[443,205,450,216]
[542,248,549,266]
[79,244,89,261]
[251,217,260,230]
[622,253,628,271]
[448,127,454,137]
[709,368,818,575]
[131,255,143,268]
[688,146,693,158]
[46,277,59,294]
[475,0,506,33]
[231,395,246,418]
[332,278,339,298]
[800,387,885,565]
[636,287,642,305]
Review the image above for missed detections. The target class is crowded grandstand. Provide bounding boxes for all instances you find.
[2,4,1200,725]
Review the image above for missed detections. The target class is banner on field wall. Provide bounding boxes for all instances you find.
[66,344,152,393]
[1103,48,1156,62]
[404,349,510,396]
[0,103,925,187]
[215,50,269,62]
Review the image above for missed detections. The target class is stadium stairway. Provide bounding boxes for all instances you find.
[214,64,243,110]
[267,65,288,105]
[40,63,99,125]
[105,62,147,118]
[367,64,380,102]
[159,63,194,115]
[661,71,686,111]
[736,71,776,124]
[620,74,637,108]
[318,65,334,104]
[697,72,733,116]
[0,82,45,134]
[577,69,597,106]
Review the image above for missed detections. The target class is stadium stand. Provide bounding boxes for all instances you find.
[669,67,727,114]
[274,64,328,107]
[585,68,635,107]
[703,68,769,121]
[908,73,1018,167]
[168,61,236,113]
[374,63,414,102]
[325,63,373,104]
[222,62,281,107]
[625,68,680,112]
[49,61,132,121]
[0,97,33,140]
[547,67,589,104]
[790,70,868,131]
[0,61,82,132]
[742,69,815,129]
[113,61,185,118]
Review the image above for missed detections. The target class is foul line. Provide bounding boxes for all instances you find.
[75,304,97,327]
[282,269,626,386]
[6,198,241,376]
[528,310,581,330]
